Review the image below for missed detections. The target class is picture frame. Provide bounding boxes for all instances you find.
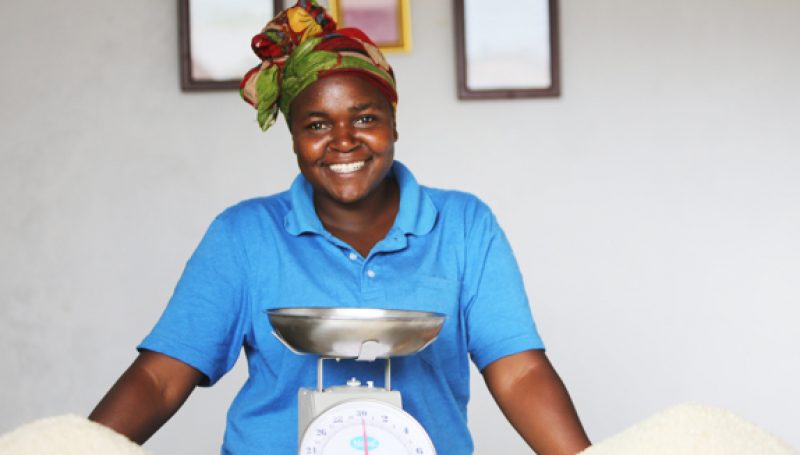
[280,0,332,10]
[179,0,282,91]
[454,0,560,99]
[326,0,412,53]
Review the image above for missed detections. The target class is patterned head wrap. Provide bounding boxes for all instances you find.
[240,0,398,132]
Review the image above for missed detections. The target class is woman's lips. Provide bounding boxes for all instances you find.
[327,160,366,174]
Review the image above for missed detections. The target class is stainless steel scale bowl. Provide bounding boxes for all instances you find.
[268,307,445,360]
[266,307,445,455]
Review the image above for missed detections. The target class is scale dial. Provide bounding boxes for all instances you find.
[299,399,436,455]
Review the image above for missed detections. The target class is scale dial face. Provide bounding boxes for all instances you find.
[299,399,436,455]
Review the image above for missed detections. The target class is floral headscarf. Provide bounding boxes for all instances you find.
[240,0,397,132]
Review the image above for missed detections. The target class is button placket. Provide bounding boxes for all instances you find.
[360,255,380,292]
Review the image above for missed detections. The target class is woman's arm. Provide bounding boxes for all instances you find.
[483,349,591,455]
[89,350,204,444]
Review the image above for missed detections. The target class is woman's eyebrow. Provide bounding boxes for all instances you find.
[348,102,374,113]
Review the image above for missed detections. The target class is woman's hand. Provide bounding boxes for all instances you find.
[483,350,591,455]
[89,350,204,444]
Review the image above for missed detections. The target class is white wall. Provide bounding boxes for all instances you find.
[1,0,798,453]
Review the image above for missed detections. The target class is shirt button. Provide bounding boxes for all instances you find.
[367,269,376,278]
[349,252,358,260]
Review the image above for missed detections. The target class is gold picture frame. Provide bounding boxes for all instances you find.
[326,0,412,53]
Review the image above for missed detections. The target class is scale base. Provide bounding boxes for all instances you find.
[297,386,402,441]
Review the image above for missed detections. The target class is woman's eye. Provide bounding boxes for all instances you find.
[307,121,327,131]
[355,115,376,126]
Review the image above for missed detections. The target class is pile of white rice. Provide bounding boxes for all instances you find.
[581,403,798,455]
[0,415,151,455]
[1,404,796,454]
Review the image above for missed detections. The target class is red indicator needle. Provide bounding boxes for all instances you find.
[361,417,369,455]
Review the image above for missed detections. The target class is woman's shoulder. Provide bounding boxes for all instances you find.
[422,185,494,219]
[212,191,293,229]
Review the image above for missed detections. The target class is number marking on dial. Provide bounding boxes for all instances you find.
[299,399,436,455]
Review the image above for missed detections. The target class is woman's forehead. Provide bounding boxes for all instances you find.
[291,73,392,113]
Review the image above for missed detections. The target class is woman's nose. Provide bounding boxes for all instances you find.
[329,124,358,153]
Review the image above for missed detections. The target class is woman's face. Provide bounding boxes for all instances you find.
[289,73,397,206]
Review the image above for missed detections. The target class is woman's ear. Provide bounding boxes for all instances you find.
[391,109,399,141]
[287,115,300,154]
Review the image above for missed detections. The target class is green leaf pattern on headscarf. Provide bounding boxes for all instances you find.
[255,65,280,132]
[279,37,339,117]
[337,55,395,87]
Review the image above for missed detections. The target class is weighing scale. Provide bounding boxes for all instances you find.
[268,307,446,455]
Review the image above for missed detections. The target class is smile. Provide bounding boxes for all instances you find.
[328,161,365,174]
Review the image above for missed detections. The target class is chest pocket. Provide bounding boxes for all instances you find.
[386,276,463,367]
[412,276,461,312]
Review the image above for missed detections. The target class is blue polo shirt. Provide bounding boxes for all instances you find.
[139,161,544,454]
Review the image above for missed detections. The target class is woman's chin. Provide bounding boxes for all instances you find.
[328,190,369,206]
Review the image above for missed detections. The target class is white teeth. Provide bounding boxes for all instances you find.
[328,161,365,174]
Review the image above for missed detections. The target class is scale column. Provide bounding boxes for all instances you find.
[385,357,391,391]
[317,357,326,392]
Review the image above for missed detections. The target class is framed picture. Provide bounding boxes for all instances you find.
[179,0,282,91]
[454,0,560,99]
[281,0,333,9]
[327,0,412,52]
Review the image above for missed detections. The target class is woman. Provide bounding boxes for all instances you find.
[90,2,591,454]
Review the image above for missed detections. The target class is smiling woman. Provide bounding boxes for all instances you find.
[90,1,590,454]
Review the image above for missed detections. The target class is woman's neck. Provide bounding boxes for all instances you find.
[314,177,400,257]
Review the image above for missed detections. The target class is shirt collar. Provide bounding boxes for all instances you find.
[284,173,324,236]
[283,160,437,237]
[392,160,437,236]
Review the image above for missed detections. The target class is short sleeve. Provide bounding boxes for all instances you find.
[138,214,249,386]
[462,204,544,370]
